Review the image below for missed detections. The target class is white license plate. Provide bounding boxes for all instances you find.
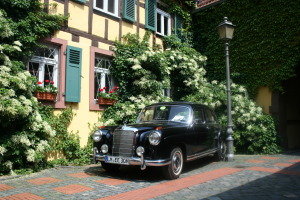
[104,156,129,165]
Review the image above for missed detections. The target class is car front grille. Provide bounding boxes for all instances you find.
[112,129,136,157]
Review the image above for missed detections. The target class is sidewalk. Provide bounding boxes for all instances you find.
[0,152,299,200]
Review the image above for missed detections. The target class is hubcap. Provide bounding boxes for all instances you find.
[172,151,183,175]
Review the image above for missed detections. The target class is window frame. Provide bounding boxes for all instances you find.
[89,46,114,111]
[28,44,59,88]
[93,0,119,18]
[27,38,67,109]
[156,8,171,36]
[94,56,116,101]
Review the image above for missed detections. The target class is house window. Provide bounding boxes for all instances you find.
[28,45,59,88]
[94,0,119,17]
[94,56,116,99]
[156,8,171,36]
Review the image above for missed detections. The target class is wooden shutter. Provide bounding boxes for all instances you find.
[123,0,135,22]
[65,46,82,103]
[174,15,183,36]
[145,0,156,31]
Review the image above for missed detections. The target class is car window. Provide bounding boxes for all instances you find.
[137,105,192,123]
[205,109,216,123]
[169,106,190,123]
[194,108,204,122]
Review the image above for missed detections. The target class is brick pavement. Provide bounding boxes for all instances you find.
[0,152,299,200]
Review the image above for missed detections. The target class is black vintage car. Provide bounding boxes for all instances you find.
[92,102,226,179]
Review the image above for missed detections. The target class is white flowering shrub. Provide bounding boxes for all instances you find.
[0,11,56,175]
[99,33,281,154]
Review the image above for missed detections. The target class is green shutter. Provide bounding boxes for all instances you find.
[145,0,156,31]
[71,0,86,4]
[65,46,82,103]
[123,0,135,22]
[174,15,183,36]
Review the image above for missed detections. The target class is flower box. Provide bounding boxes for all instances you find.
[35,92,57,101]
[98,97,117,105]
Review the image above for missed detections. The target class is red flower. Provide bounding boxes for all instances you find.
[102,87,107,89]
[44,80,50,83]
[50,81,54,85]
[99,88,104,92]
[37,81,43,85]
[109,91,114,94]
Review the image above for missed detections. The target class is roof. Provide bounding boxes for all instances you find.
[194,0,224,12]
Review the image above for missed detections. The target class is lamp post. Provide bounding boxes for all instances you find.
[218,17,235,161]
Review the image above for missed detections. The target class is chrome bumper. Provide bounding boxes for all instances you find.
[91,153,171,167]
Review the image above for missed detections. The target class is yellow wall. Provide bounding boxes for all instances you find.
[92,14,106,38]
[255,87,272,114]
[68,1,89,32]
[108,20,120,41]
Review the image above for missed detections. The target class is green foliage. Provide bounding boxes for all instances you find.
[0,0,66,61]
[161,0,194,30]
[0,0,65,175]
[112,33,153,100]
[192,0,300,97]
[39,106,92,166]
[99,33,281,154]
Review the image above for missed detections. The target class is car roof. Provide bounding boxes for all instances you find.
[149,101,209,109]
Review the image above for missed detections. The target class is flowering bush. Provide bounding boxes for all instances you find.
[0,10,57,175]
[97,33,281,154]
[97,86,119,100]
[34,80,58,93]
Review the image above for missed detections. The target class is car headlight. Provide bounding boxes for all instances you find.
[101,144,108,154]
[148,131,161,146]
[136,146,145,156]
[93,130,102,142]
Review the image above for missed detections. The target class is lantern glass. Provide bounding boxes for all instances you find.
[218,17,235,40]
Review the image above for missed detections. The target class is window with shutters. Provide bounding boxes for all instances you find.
[156,8,171,36]
[94,56,117,100]
[94,0,119,17]
[27,45,59,89]
[123,0,135,22]
[174,15,183,36]
[145,0,156,31]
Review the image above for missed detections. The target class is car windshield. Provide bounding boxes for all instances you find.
[137,105,192,124]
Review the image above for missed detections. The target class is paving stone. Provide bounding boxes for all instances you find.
[0,153,300,199]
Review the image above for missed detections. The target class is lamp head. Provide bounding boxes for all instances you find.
[218,17,235,40]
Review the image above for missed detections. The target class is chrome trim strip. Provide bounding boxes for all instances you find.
[93,154,171,167]
[186,148,218,161]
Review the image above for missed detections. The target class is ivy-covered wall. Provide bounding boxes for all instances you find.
[192,0,300,97]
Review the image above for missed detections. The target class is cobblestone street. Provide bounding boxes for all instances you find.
[0,152,299,200]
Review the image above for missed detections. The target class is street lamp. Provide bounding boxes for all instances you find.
[218,17,235,161]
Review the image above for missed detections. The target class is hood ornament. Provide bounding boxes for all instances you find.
[121,124,127,130]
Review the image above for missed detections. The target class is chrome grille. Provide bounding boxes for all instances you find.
[112,129,136,157]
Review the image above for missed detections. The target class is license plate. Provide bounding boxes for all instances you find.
[104,156,129,165]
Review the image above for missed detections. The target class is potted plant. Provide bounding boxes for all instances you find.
[34,80,58,101]
[97,86,119,105]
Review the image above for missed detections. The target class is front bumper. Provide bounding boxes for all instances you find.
[91,153,171,167]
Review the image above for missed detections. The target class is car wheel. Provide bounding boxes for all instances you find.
[215,139,226,161]
[100,162,120,172]
[163,147,183,179]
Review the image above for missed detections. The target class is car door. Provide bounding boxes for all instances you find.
[203,108,220,149]
[192,106,210,153]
